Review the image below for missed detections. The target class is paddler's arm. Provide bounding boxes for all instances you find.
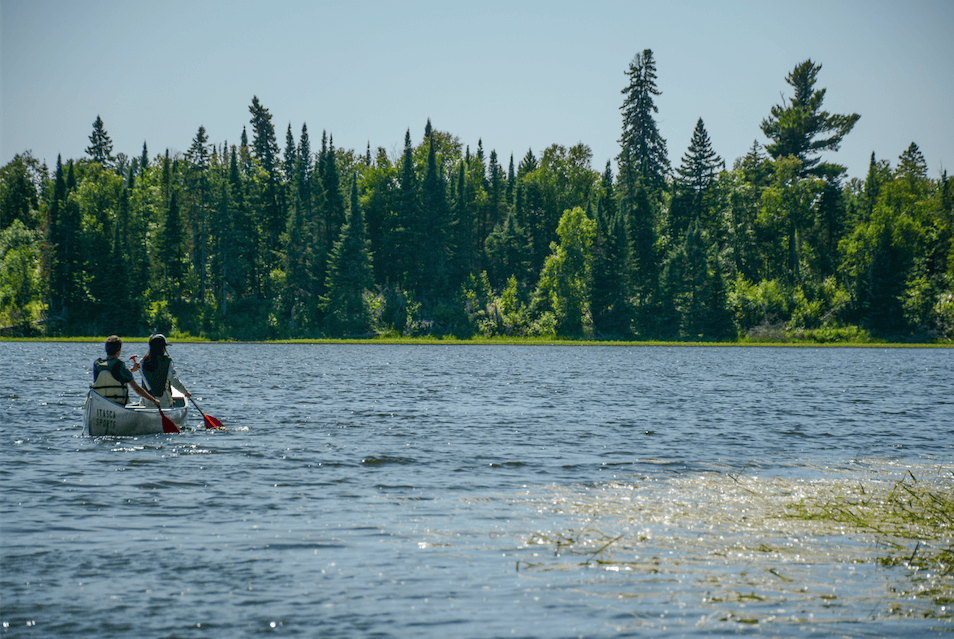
[129,379,160,406]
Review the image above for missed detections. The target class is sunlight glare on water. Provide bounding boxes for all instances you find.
[1,342,952,638]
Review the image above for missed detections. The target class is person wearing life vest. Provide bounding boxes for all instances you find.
[91,335,159,407]
[131,334,191,408]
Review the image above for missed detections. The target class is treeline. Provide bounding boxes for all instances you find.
[1,54,952,341]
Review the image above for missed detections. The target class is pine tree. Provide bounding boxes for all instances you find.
[322,173,374,336]
[590,198,630,337]
[450,158,474,287]
[284,124,297,187]
[760,59,859,179]
[670,118,723,239]
[186,125,211,302]
[248,99,285,285]
[47,156,68,318]
[321,135,346,260]
[248,96,279,176]
[394,129,421,290]
[897,142,928,190]
[108,186,136,331]
[618,49,669,196]
[86,115,113,167]
[484,209,529,289]
[628,182,659,334]
[617,50,666,334]
[297,123,312,199]
[420,131,451,299]
[161,190,188,299]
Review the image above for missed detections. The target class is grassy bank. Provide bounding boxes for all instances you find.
[3,334,951,347]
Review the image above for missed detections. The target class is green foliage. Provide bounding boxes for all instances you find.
[670,118,723,239]
[0,220,46,333]
[85,115,114,167]
[618,49,669,194]
[534,207,595,337]
[1,53,949,343]
[0,153,42,229]
[760,59,859,178]
[321,174,374,336]
[729,275,792,332]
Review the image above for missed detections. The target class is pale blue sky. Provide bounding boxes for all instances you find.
[2,0,952,182]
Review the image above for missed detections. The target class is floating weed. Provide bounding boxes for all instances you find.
[520,463,953,622]
[787,472,954,578]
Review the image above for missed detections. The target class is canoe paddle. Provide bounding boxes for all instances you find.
[158,405,180,434]
[189,397,225,430]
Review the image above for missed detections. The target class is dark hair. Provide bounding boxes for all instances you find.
[143,336,165,372]
[105,335,122,357]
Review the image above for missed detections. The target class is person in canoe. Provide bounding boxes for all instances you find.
[131,334,192,408]
[91,335,160,407]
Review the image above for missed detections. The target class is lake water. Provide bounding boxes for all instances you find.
[1,342,952,638]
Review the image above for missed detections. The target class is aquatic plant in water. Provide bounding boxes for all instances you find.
[519,466,953,626]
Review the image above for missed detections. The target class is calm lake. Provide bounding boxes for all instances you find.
[1,342,952,638]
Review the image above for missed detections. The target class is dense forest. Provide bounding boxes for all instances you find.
[2,54,952,341]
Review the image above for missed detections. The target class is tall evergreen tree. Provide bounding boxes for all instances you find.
[760,59,859,179]
[618,49,669,196]
[394,129,421,290]
[628,182,659,334]
[670,118,723,239]
[322,173,374,335]
[248,98,285,285]
[420,130,451,299]
[450,158,474,287]
[186,125,211,302]
[484,208,529,289]
[284,124,297,186]
[47,156,68,317]
[321,135,346,260]
[248,96,280,176]
[161,190,188,300]
[297,123,313,199]
[590,199,630,337]
[107,186,136,330]
[86,115,113,167]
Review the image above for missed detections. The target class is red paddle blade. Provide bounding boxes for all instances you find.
[159,408,180,434]
[204,415,226,430]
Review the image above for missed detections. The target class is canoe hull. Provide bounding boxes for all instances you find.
[83,389,188,436]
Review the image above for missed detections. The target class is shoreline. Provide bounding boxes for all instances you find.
[2,336,950,348]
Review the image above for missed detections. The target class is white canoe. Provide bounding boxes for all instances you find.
[82,388,188,436]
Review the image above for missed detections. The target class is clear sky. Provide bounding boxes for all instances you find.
[2,0,952,182]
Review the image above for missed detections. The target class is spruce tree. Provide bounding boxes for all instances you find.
[321,135,346,262]
[47,156,70,320]
[670,118,723,239]
[394,129,421,290]
[297,123,312,199]
[618,49,669,196]
[284,124,297,186]
[322,173,374,336]
[186,125,211,301]
[86,115,113,167]
[248,97,285,281]
[628,182,659,334]
[161,190,188,299]
[590,199,630,337]
[421,131,451,299]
